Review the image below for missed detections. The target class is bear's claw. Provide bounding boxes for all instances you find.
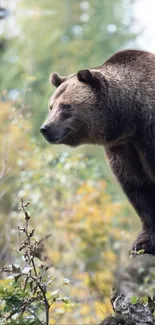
[131,230,155,255]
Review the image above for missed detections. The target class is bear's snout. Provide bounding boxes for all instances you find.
[40,122,54,143]
[40,121,71,145]
[40,123,53,143]
[40,124,49,137]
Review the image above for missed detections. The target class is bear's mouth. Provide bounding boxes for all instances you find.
[44,127,71,144]
[53,128,70,143]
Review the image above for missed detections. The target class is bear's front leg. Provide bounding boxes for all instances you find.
[123,182,155,255]
[106,144,155,255]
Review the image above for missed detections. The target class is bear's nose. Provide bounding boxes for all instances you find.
[40,124,49,136]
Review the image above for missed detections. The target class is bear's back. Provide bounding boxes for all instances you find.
[103,50,155,82]
[104,49,154,66]
[98,50,155,100]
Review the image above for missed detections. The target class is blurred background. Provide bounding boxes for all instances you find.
[0,0,153,323]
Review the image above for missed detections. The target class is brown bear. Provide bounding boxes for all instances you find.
[40,49,155,255]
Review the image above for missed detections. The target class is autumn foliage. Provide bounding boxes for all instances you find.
[0,100,134,324]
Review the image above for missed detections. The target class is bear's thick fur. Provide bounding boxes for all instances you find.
[40,49,155,255]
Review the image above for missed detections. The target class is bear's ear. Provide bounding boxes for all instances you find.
[49,72,67,88]
[77,69,100,88]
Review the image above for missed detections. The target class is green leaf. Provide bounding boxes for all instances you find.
[131,296,139,304]
[137,249,145,255]
[140,296,148,305]
[62,296,70,304]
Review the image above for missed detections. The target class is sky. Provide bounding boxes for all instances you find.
[134,0,155,52]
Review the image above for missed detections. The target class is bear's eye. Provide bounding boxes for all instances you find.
[61,104,71,110]
[48,105,53,112]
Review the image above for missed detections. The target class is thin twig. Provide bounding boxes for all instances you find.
[27,309,43,324]
[19,198,50,325]
[29,274,50,325]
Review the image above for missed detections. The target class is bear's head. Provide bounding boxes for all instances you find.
[40,69,108,147]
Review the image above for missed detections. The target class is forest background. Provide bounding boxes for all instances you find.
[0,0,149,324]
